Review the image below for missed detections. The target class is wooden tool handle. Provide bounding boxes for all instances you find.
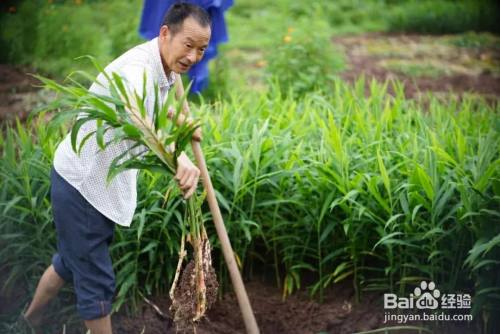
[174,74,260,334]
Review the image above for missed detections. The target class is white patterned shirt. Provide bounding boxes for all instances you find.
[54,37,176,227]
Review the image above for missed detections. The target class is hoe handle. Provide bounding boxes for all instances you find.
[174,74,260,334]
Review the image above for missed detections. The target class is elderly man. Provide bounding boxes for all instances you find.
[22,3,211,333]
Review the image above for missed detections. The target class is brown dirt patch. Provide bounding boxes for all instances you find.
[195,281,383,334]
[0,64,41,122]
[0,275,478,333]
[110,280,385,334]
[110,279,477,334]
[334,33,500,101]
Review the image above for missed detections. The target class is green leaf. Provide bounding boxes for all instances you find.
[377,148,392,205]
[70,117,91,153]
[415,164,434,201]
[96,119,105,149]
[122,124,142,139]
[111,72,130,106]
[87,95,118,123]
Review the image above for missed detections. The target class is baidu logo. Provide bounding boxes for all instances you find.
[384,281,471,310]
[383,281,473,323]
[414,281,440,309]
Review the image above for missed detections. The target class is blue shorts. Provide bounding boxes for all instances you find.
[50,167,115,320]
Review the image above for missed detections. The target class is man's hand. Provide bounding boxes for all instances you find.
[167,107,202,141]
[175,152,200,199]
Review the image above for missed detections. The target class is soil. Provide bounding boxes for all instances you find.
[194,280,383,334]
[0,271,480,334]
[333,33,500,101]
[0,64,41,122]
[111,279,385,334]
[110,278,478,334]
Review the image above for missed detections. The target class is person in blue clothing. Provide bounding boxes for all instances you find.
[139,0,233,93]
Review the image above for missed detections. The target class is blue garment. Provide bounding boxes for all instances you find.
[50,167,115,320]
[139,0,233,93]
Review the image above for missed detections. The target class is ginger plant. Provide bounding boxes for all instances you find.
[36,58,217,330]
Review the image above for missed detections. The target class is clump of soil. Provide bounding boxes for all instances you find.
[170,260,219,333]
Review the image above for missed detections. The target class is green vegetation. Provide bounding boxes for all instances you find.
[266,22,344,97]
[0,0,142,75]
[1,0,499,84]
[380,59,448,78]
[448,31,500,50]
[389,0,500,35]
[2,79,499,331]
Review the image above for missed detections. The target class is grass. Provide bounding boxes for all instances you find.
[388,0,500,35]
[448,32,500,50]
[379,60,448,78]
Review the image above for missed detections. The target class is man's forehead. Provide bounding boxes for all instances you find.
[179,17,211,38]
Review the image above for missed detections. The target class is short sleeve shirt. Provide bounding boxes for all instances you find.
[53,37,176,227]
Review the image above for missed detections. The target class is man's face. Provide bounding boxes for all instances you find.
[159,16,211,74]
